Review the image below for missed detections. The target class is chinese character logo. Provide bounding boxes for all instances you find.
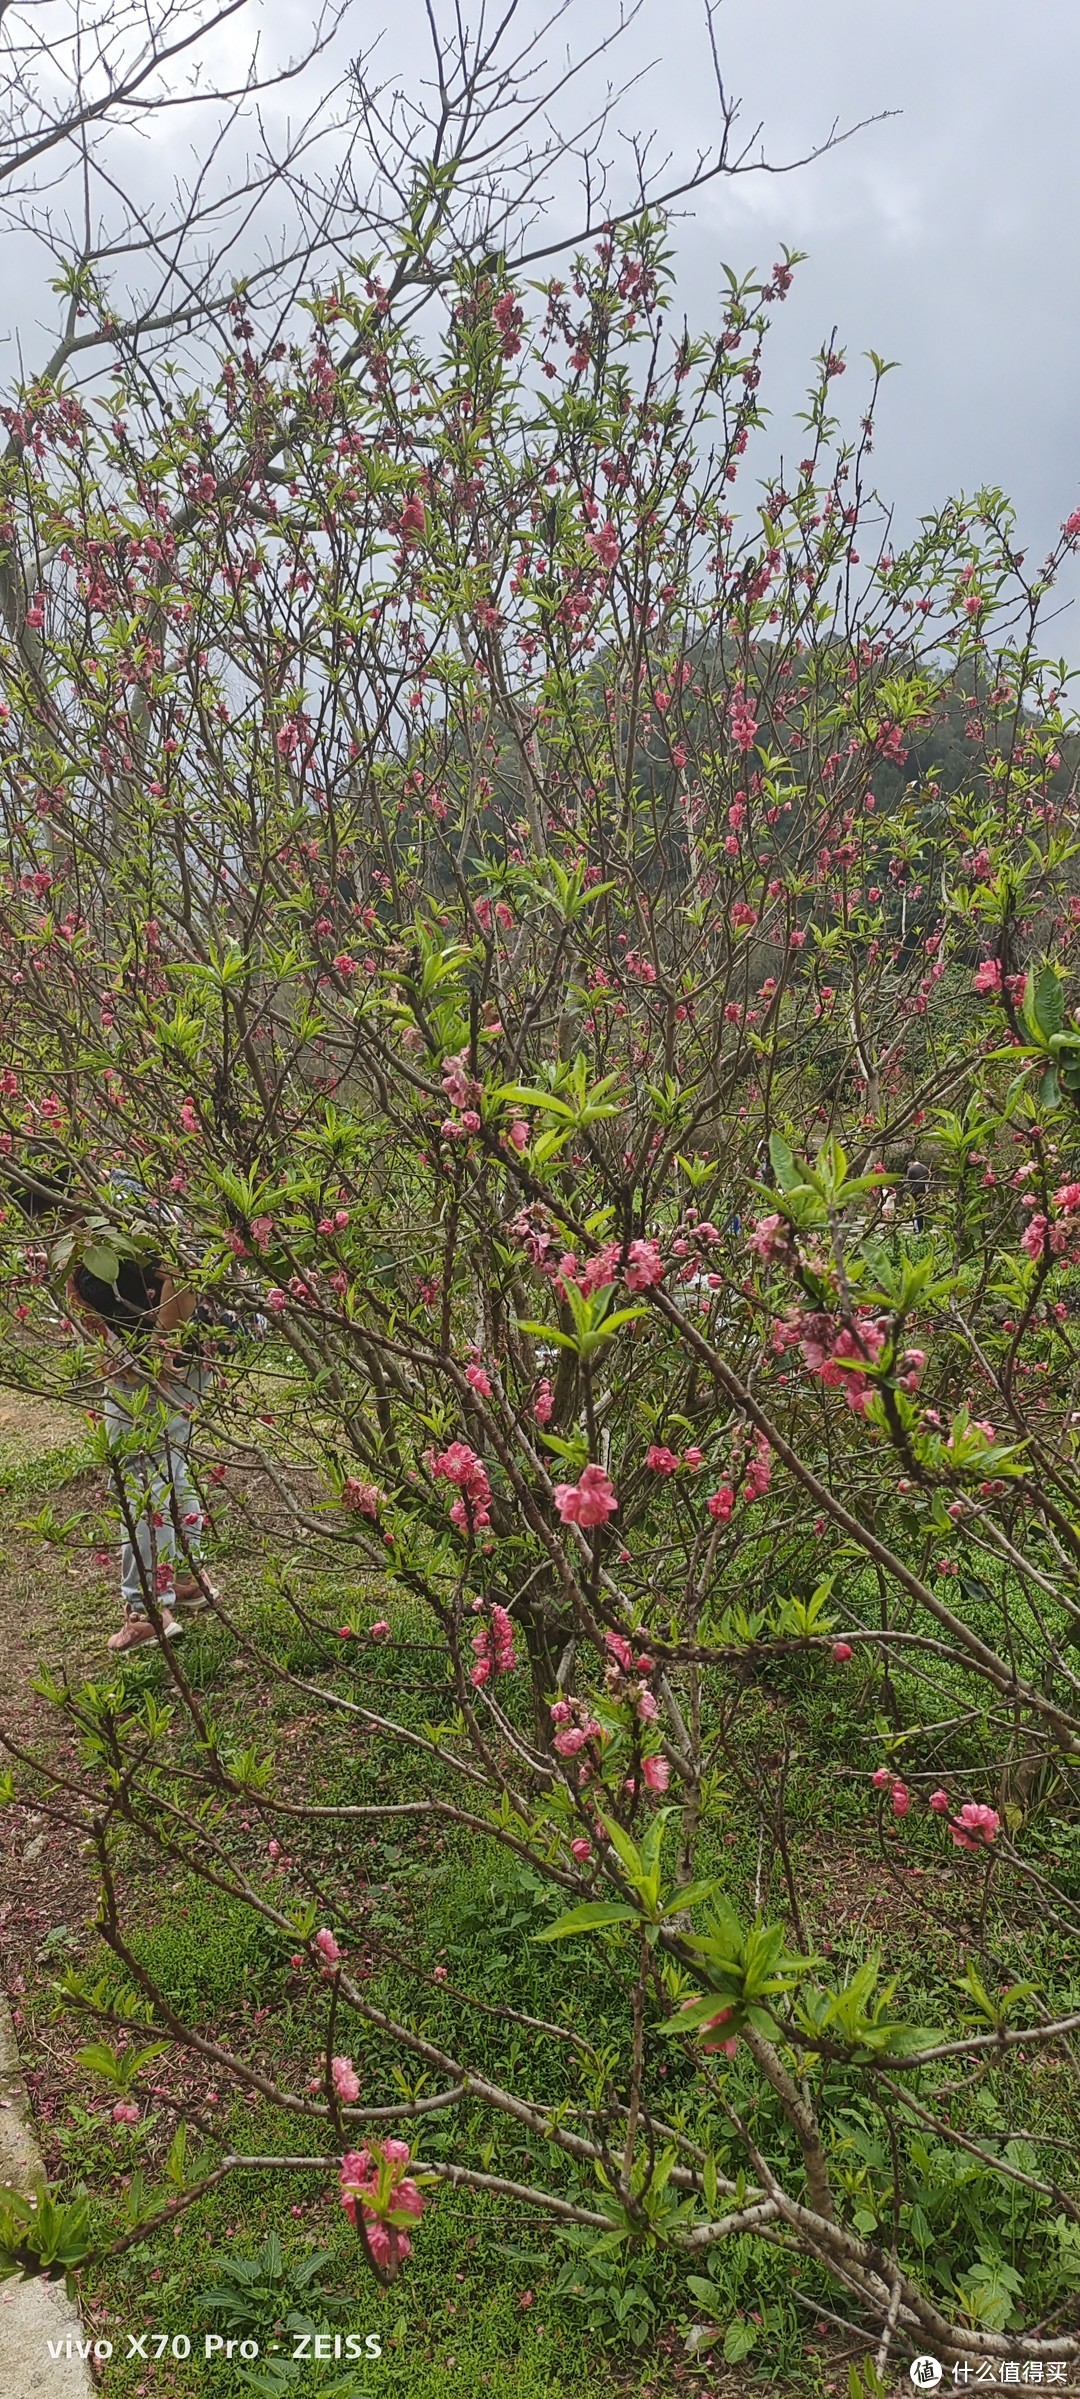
[909,2363,944,2393]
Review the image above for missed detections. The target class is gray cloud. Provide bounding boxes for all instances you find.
[651,0,1080,644]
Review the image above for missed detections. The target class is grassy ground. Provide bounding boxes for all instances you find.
[1,1392,1079,2397]
[0,1398,720,2399]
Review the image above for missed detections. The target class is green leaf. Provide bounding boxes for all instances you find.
[768,1133,802,1193]
[533,1903,638,1943]
[594,1306,648,1338]
[657,1992,734,2035]
[0,2182,93,2279]
[165,2122,188,2188]
[1032,964,1065,1042]
[596,1812,646,1882]
[75,2039,167,2091]
[661,1877,719,1918]
[515,1321,577,1350]
[82,1243,120,1283]
[497,1086,577,1121]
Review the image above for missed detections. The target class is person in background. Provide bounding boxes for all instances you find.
[905,1156,931,1233]
[4,1154,217,1652]
[66,1247,216,1649]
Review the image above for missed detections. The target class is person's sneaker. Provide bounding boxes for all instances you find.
[107,1609,185,1650]
[173,1575,219,1610]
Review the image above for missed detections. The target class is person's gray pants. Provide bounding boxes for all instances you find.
[103,1368,208,1613]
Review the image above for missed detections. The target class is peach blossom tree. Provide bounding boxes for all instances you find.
[3,221,1080,2371]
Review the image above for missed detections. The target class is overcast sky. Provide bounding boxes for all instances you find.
[576,0,1080,656]
[7,0,1080,654]
[657,0,1080,622]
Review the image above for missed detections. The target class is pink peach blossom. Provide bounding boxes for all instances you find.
[339,2139,427,2269]
[554,1464,618,1526]
[623,1238,665,1291]
[341,1477,382,1516]
[680,1998,737,2056]
[645,1443,680,1475]
[427,1440,492,1530]
[747,1214,789,1263]
[362,2217,410,2269]
[949,1801,1000,1850]
[586,520,620,571]
[1020,1215,1048,1261]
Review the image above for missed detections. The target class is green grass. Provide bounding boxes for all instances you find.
[80,2167,604,2399]
[0,1433,95,1503]
[4,1432,1080,2394]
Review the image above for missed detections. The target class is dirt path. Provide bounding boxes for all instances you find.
[0,1394,105,2043]
[0,1390,83,1456]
